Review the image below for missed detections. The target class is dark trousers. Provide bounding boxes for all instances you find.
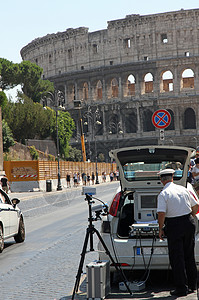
[165,214,197,291]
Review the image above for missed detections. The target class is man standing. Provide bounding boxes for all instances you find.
[157,168,199,297]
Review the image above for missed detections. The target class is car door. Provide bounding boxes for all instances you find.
[0,190,18,236]
[0,194,10,237]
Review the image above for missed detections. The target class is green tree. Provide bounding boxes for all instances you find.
[0,91,8,110]
[0,58,54,102]
[2,119,15,152]
[65,146,82,161]
[18,60,54,102]
[51,111,75,159]
[0,58,20,90]
[2,94,55,142]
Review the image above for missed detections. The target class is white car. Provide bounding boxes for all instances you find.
[98,145,199,273]
[0,189,25,252]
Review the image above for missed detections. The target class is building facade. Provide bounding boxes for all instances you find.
[21,9,199,161]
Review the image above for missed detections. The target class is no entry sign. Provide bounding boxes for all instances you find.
[152,109,171,129]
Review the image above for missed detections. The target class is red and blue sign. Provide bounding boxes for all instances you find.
[152,109,171,129]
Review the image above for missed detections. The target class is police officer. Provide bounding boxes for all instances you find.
[157,168,199,297]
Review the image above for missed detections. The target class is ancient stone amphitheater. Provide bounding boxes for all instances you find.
[21,8,199,161]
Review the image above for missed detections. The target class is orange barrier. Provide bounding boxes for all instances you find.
[4,161,113,182]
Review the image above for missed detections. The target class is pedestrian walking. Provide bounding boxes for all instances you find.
[73,172,78,187]
[87,173,90,185]
[157,168,199,297]
[91,172,95,185]
[66,172,71,188]
[83,173,87,185]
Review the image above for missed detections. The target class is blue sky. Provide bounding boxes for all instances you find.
[1,0,199,99]
[1,0,199,63]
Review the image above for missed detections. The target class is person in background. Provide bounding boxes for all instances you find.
[1,174,9,193]
[157,168,199,297]
[66,172,71,188]
[87,173,90,185]
[91,172,95,185]
[191,158,199,195]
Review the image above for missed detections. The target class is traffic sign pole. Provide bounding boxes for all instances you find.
[152,109,171,144]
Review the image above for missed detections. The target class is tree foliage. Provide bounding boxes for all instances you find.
[0,58,54,102]
[51,111,75,159]
[2,119,15,152]
[2,93,55,143]
[65,146,82,162]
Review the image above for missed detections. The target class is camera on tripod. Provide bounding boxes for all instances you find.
[82,187,96,196]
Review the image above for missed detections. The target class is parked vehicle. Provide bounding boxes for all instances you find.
[0,189,25,252]
[98,145,199,273]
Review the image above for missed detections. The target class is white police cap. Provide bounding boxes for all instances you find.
[158,168,175,176]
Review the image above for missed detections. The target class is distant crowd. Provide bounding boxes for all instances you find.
[66,170,120,188]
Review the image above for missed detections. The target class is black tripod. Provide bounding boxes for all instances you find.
[71,193,132,300]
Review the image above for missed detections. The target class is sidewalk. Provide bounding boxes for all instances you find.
[9,180,114,201]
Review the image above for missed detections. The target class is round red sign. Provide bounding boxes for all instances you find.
[152,109,171,129]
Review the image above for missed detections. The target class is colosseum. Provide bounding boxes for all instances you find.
[21,8,199,161]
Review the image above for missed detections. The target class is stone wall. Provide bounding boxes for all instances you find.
[20,8,199,161]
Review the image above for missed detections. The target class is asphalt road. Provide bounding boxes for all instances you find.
[0,182,198,300]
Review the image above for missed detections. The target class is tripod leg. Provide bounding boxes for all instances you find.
[71,229,90,300]
[94,227,133,295]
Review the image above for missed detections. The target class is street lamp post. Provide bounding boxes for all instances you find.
[109,121,123,148]
[84,106,101,184]
[41,90,65,191]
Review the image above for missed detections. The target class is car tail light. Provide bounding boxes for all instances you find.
[110,262,130,267]
[109,191,121,216]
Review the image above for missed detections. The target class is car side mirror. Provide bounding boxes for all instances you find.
[12,198,20,208]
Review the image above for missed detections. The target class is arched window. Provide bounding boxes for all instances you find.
[165,109,175,130]
[181,69,194,89]
[125,112,137,133]
[143,109,155,132]
[111,78,119,98]
[97,80,102,100]
[160,70,173,93]
[144,73,153,93]
[127,74,135,96]
[184,108,196,129]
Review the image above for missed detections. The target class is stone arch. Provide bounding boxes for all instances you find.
[67,84,75,103]
[96,80,103,100]
[165,109,175,130]
[82,82,89,100]
[181,68,194,90]
[123,74,136,97]
[142,73,154,94]
[160,70,173,93]
[125,110,137,133]
[111,78,119,98]
[142,109,155,132]
[184,107,196,129]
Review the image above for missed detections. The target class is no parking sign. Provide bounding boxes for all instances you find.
[152,109,171,129]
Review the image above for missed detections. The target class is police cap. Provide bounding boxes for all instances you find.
[158,168,175,177]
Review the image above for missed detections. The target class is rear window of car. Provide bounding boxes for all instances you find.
[118,148,187,182]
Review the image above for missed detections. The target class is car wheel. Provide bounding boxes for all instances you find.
[14,217,25,243]
[0,225,4,253]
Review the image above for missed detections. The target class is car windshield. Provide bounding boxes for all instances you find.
[117,148,188,182]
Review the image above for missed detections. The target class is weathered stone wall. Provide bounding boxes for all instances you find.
[20,9,199,161]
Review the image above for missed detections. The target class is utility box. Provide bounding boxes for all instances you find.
[86,260,110,300]
[46,180,52,192]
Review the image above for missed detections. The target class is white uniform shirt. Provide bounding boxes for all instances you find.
[157,182,198,218]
